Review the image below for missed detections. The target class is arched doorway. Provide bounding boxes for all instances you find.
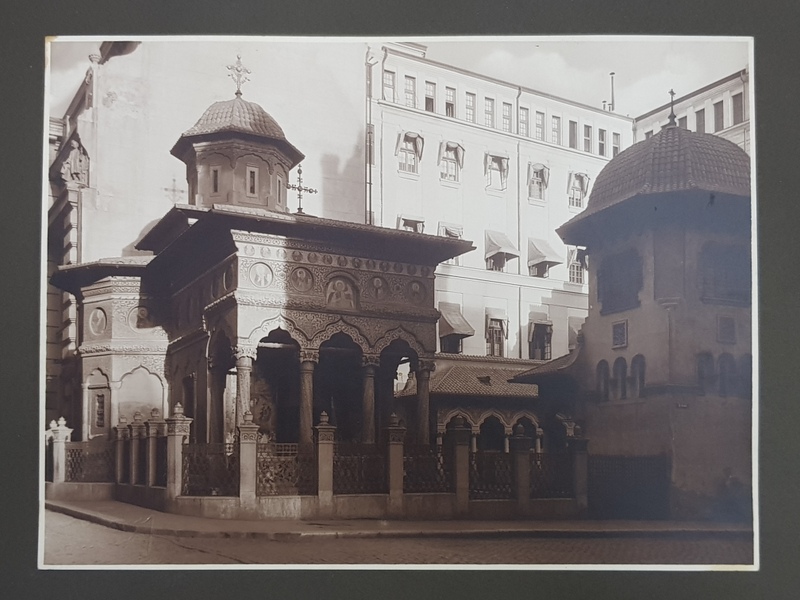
[380,339,419,442]
[253,328,300,443]
[315,333,364,443]
[478,416,506,452]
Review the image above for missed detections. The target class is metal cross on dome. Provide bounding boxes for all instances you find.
[227,54,251,97]
[286,164,318,215]
[667,88,677,126]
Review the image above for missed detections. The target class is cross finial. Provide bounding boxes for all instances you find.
[286,164,318,215]
[227,54,251,97]
[667,88,677,127]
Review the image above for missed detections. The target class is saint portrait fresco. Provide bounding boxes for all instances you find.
[325,277,357,310]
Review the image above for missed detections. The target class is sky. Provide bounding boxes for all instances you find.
[47,37,750,119]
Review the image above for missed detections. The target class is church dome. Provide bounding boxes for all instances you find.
[559,126,751,244]
[181,95,287,140]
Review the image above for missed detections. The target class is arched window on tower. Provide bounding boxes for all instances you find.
[630,354,646,399]
[613,357,627,400]
[718,353,738,397]
[697,352,715,395]
[596,360,610,402]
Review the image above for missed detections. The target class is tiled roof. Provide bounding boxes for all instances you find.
[397,364,538,398]
[182,96,287,139]
[560,126,750,236]
[509,347,581,384]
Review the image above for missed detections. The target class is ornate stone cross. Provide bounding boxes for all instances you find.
[286,164,318,215]
[227,54,251,97]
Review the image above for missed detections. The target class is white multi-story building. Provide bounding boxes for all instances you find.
[633,69,750,153]
[368,44,634,363]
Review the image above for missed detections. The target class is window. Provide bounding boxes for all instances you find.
[502,102,512,132]
[485,154,509,190]
[486,255,506,272]
[486,317,506,357]
[597,248,644,314]
[485,230,519,272]
[732,93,744,125]
[644,130,653,139]
[246,166,258,197]
[583,125,593,152]
[569,260,585,284]
[466,93,476,122]
[383,70,395,102]
[695,108,705,134]
[612,132,620,156]
[527,163,549,201]
[568,120,578,148]
[552,116,562,145]
[211,167,220,194]
[612,320,628,348]
[445,87,456,117]
[439,142,464,183]
[678,116,688,129]
[613,357,627,400]
[630,354,646,398]
[714,100,724,132]
[699,243,751,306]
[717,316,736,344]
[425,81,435,112]
[519,107,529,137]
[440,336,462,354]
[396,132,424,174]
[596,360,610,402]
[529,323,552,360]
[535,111,545,141]
[404,76,416,108]
[276,175,286,208]
[398,215,425,233]
[438,222,463,265]
[598,129,607,156]
[568,172,589,208]
[485,98,495,127]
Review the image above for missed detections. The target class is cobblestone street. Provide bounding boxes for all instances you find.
[43,510,753,566]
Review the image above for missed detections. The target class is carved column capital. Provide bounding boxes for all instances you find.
[362,355,381,369]
[233,345,257,361]
[417,358,437,373]
[300,349,320,364]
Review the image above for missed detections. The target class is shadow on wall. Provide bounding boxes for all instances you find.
[318,128,365,224]
[121,218,162,256]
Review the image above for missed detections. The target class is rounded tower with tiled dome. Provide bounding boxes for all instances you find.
[170,56,304,212]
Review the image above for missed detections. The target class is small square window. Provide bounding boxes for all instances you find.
[612,321,628,348]
[717,316,736,344]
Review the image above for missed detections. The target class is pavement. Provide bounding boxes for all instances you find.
[44,499,753,542]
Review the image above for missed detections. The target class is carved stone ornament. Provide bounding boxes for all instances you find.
[387,427,406,444]
[60,139,90,184]
[233,345,258,361]
[417,358,437,373]
[300,349,320,364]
[248,262,273,288]
[362,355,381,368]
[88,308,107,336]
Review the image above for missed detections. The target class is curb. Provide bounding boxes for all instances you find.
[45,502,753,542]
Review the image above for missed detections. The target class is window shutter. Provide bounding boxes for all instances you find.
[483,152,490,175]
[527,162,534,184]
[437,141,445,165]
[453,143,465,168]
[567,246,577,266]
[541,166,550,188]
[566,171,574,194]
[395,132,404,156]
[499,157,509,187]
[413,135,424,159]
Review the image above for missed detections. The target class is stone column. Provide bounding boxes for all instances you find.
[109,381,121,437]
[50,417,73,484]
[569,437,590,517]
[128,412,146,485]
[385,413,406,518]
[361,356,379,444]
[113,416,129,484]
[510,425,533,516]
[234,347,255,427]
[451,416,472,517]
[238,411,260,504]
[165,403,193,501]
[416,360,435,445]
[81,383,90,441]
[299,350,318,450]
[315,412,336,518]
[535,427,544,454]
[145,408,166,487]
[470,431,478,453]
[503,429,511,453]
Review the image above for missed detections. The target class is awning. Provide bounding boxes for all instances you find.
[485,230,519,260]
[527,310,552,342]
[438,302,475,338]
[527,238,563,267]
[438,222,463,239]
[485,307,508,339]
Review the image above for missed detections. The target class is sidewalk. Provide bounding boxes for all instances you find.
[45,499,753,541]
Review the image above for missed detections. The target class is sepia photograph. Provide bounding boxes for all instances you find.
[40,36,756,569]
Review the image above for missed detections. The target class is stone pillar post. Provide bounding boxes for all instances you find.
[361,356,379,444]
[470,432,478,453]
[535,428,544,454]
[510,425,533,516]
[385,413,406,518]
[416,360,435,445]
[503,429,511,453]
[568,437,589,517]
[113,416,129,484]
[451,416,472,517]
[109,381,121,437]
[314,412,336,518]
[50,417,73,484]
[128,412,146,485]
[238,411,260,503]
[145,408,166,487]
[234,348,255,427]
[299,351,318,450]
[165,403,193,501]
[81,383,90,441]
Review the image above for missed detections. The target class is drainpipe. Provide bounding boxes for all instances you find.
[365,47,377,225]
